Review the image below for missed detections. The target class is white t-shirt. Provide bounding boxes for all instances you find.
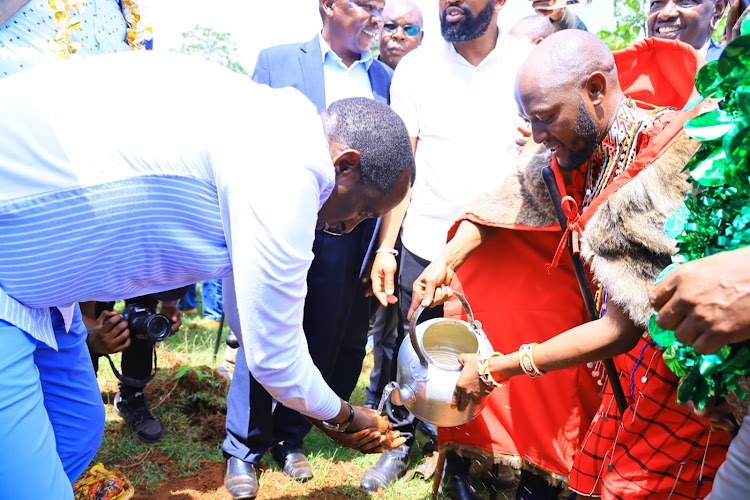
[0,51,341,421]
[391,33,533,261]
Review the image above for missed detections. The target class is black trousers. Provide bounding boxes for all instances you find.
[223,219,377,463]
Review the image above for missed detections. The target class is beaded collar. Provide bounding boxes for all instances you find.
[582,98,668,210]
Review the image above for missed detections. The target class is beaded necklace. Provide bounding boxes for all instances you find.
[581,99,671,387]
[582,99,672,317]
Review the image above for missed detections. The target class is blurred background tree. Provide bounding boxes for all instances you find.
[598,0,648,50]
[178,25,248,75]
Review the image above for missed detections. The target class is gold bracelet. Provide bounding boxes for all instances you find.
[478,352,507,388]
[518,343,545,378]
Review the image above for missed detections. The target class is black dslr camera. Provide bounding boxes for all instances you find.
[117,304,172,342]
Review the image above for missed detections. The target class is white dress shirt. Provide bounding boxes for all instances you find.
[391,33,533,261]
[319,34,374,107]
[0,51,342,421]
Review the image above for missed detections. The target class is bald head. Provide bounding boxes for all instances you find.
[384,0,423,26]
[517,30,619,92]
[379,0,424,70]
[509,15,555,44]
[515,30,624,170]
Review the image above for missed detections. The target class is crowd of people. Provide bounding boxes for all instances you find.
[0,0,749,499]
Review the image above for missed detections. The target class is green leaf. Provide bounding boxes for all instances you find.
[694,61,723,98]
[684,109,736,141]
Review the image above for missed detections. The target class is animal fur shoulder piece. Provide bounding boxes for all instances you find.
[581,133,700,329]
[457,142,559,229]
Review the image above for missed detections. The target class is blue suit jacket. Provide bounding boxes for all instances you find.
[252,34,392,113]
[251,35,392,278]
[705,40,725,63]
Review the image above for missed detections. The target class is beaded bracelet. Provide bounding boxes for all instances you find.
[375,248,399,257]
[518,343,545,378]
[478,352,507,388]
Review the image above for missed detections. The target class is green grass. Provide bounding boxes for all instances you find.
[92,305,437,497]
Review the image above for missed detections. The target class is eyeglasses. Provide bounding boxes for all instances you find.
[383,23,421,36]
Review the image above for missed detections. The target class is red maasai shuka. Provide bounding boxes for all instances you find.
[439,37,730,490]
[440,225,601,480]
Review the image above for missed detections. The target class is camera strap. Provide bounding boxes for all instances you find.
[103,347,158,388]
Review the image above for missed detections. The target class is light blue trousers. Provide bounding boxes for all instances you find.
[0,306,105,499]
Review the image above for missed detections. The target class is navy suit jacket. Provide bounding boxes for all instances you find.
[251,34,392,113]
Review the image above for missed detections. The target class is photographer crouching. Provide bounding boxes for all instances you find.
[80,287,186,443]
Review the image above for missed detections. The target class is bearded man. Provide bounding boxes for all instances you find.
[414,30,732,499]
[364,0,533,495]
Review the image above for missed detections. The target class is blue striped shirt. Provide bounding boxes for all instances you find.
[0,51,341,420]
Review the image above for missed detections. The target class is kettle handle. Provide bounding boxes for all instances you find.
[409,291,475,367]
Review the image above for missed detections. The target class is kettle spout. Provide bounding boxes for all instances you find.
[390,383,416,406]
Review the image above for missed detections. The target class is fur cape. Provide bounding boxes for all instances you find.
[458,134,700,330]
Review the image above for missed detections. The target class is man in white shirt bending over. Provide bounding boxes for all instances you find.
[0,51,411,500]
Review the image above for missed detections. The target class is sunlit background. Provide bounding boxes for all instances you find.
[153,0,617,73]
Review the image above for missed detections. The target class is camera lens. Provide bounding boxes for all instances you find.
[146,315,171,342]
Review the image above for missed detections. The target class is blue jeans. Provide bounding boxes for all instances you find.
[179,280,223,321]
[0,306,105,499]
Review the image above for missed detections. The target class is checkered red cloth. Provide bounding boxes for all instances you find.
[569,338,731,499]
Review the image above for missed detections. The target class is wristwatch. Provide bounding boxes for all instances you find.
[321,401,355,433]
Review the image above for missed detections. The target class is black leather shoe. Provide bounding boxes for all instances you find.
[441,471,483,500]
[270,447,313,480]
[225,330,240,348]
[224,457,258,500]
[359,444,410,493]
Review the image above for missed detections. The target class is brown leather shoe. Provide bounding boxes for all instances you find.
[270,447,313,481]
[224,457,258,499]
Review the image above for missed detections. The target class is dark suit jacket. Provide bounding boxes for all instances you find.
[251,34,392,113]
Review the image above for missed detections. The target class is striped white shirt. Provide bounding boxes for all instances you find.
[0,51,341,421]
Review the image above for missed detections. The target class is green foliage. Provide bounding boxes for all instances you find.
[598,0,649,50]
[713,9,729,44]
[178,25,248,75]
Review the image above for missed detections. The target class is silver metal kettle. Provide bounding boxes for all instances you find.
[389,292,494,427]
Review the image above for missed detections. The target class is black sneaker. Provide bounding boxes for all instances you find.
[114,391,164,443]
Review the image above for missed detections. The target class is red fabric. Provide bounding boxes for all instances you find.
[569,339,730,499]
[439,228,600,478]
[613,38,705,110]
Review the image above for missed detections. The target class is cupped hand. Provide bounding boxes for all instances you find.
[531,0,566,20]
[371,252,399,307]
[407,258,455,320]
[451,353,494,412]
[87,310,130,355]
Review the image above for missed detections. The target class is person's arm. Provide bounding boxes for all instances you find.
[726,0,750,45]
[215,93,401,451]
[530,1,587,31]
[370,136,417,307]
[406,219,498,319]
[452,296,642,411]
[370,56,419,306]
[649,246,750,354]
